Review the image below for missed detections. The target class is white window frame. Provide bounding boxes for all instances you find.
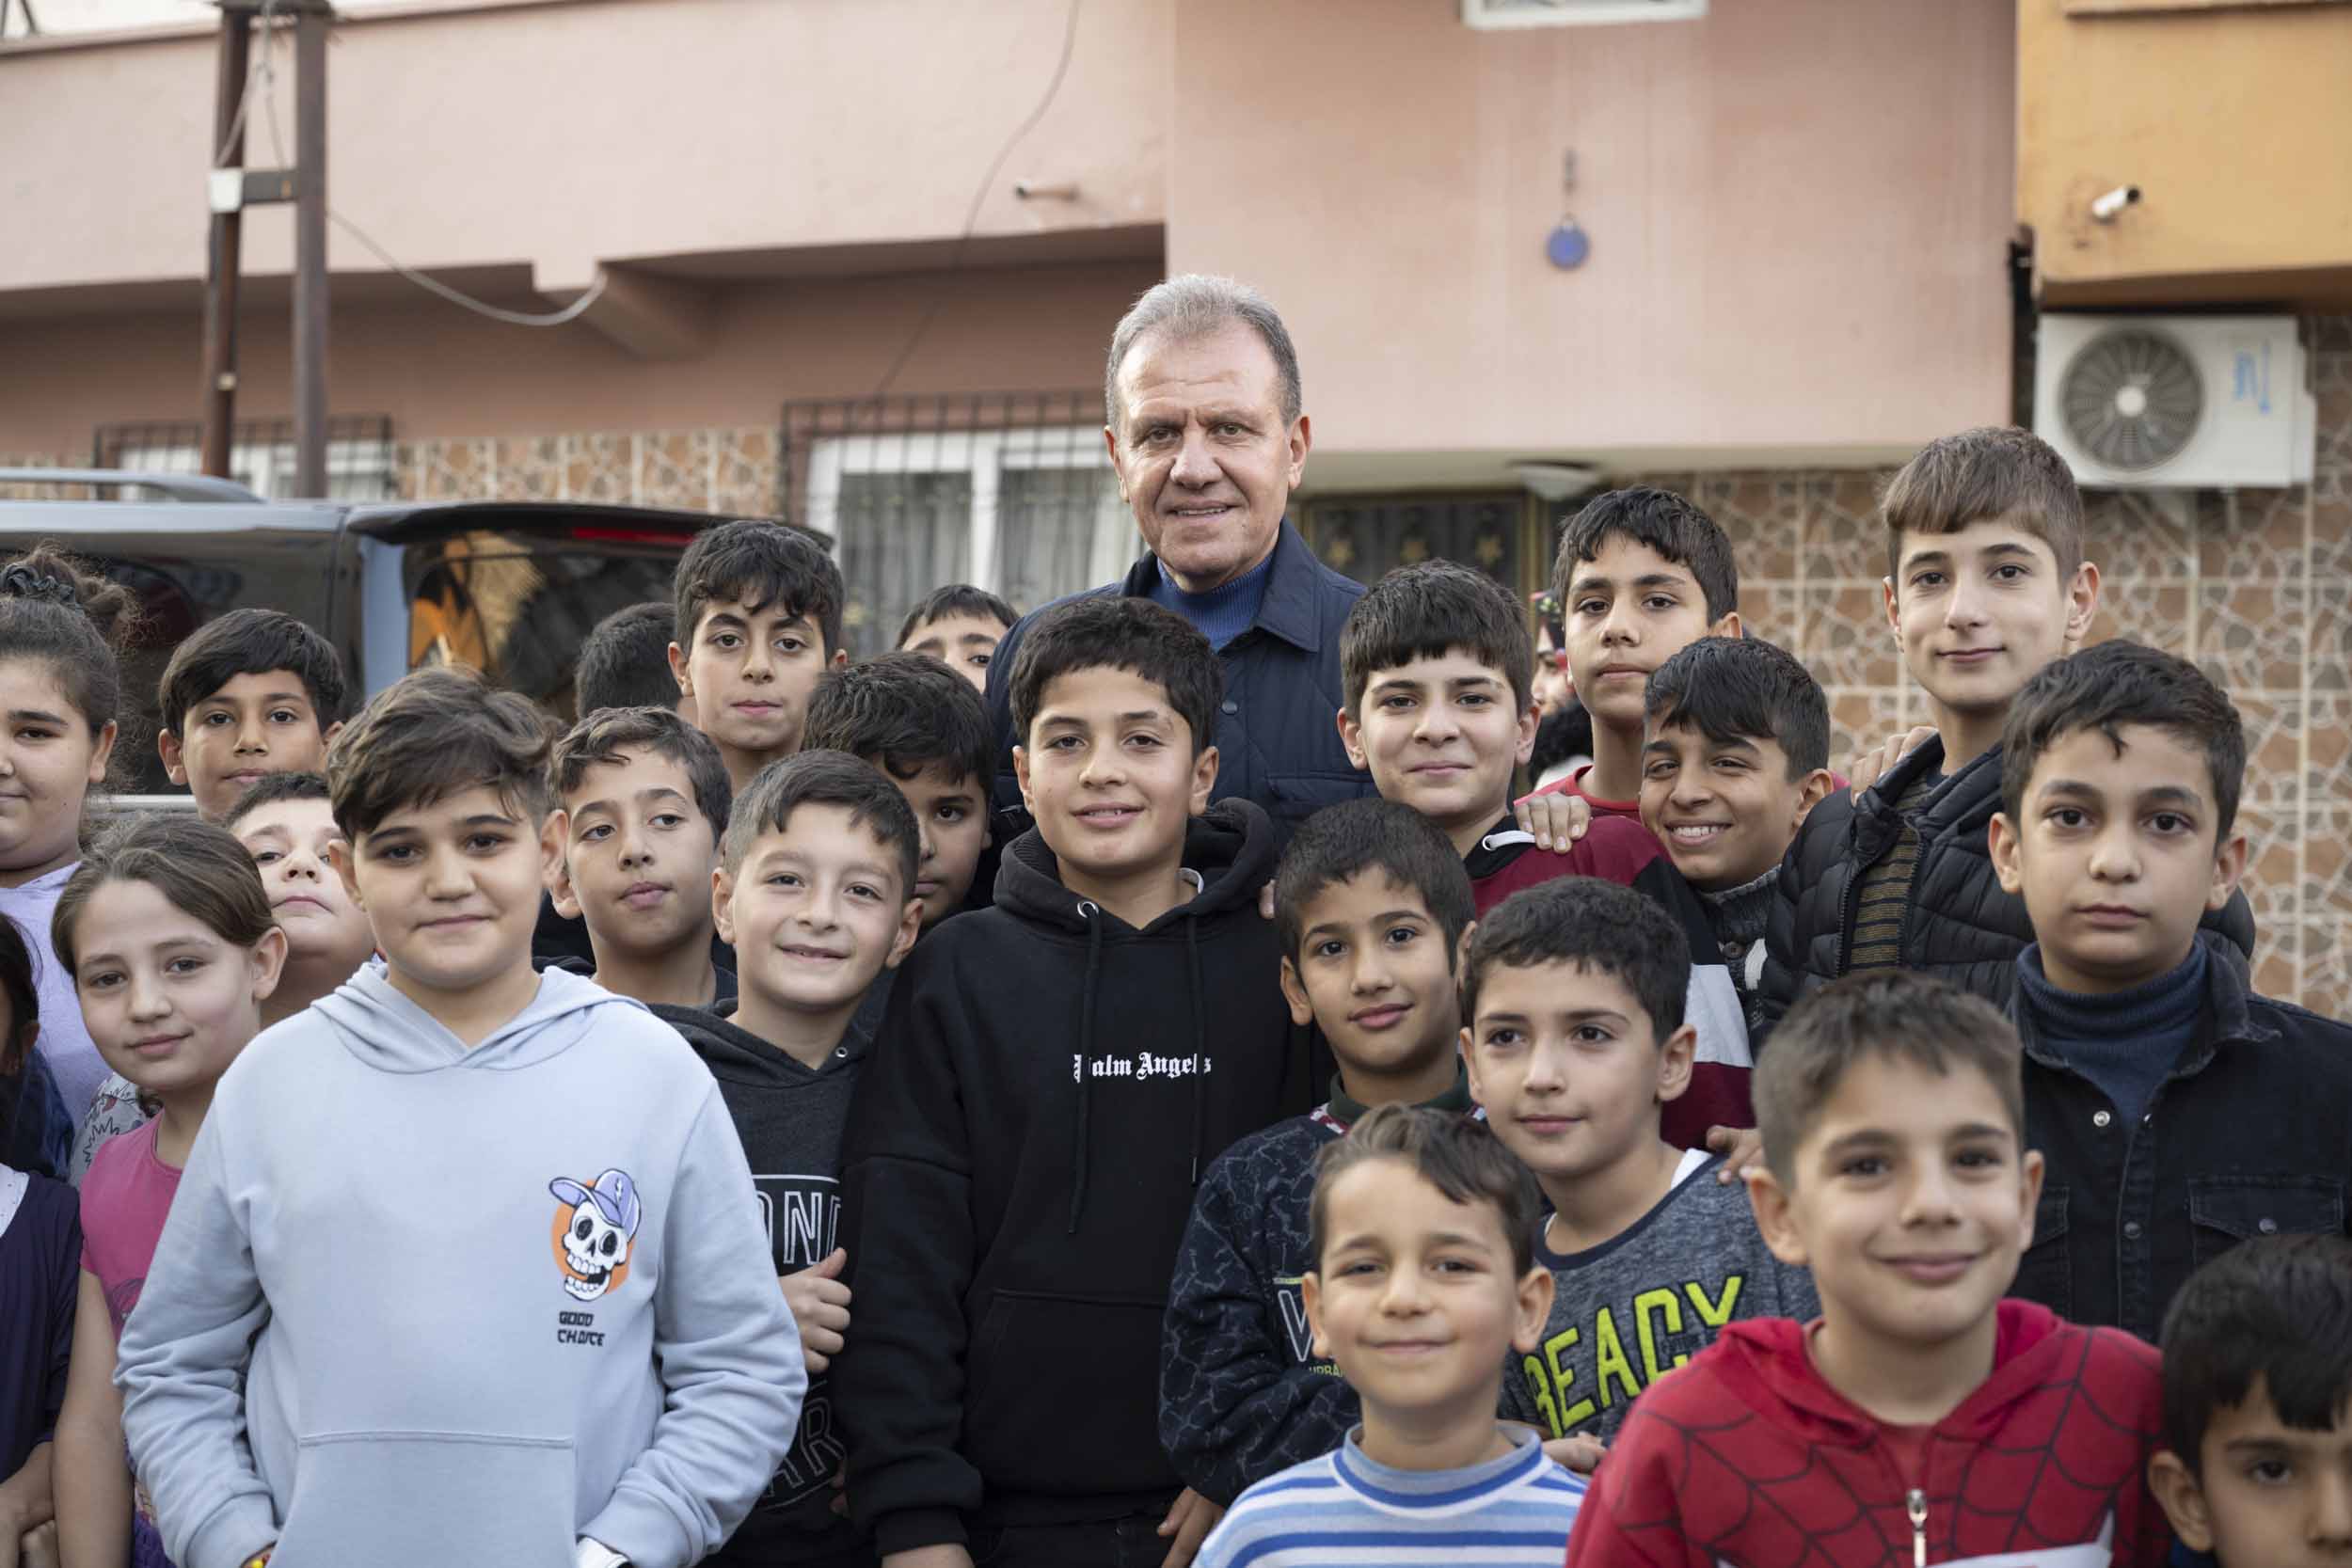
[805,425,1135,604]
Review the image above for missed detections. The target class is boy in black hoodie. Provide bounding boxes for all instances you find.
[835,596,1309,1568]
[663,751,924,1566]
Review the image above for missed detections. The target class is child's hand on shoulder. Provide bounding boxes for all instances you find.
[1707,1126,1766,1184]
[1513,790,1591,853]
[780,1247,851,1374]
[1541,1433,1606,1474]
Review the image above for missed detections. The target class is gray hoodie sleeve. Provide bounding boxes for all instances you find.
[116,1093,281,1568]
[582,1087,808,1568]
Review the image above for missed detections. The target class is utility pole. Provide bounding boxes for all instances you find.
[197,1,332,494]
[291,1,329,497]
[198,5,252,479]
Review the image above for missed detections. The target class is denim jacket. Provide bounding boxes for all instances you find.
[983,520,1375,844]
[2009,934,2352,1341]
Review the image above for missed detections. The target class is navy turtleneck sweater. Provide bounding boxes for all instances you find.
[1148,549,1275,651]
[2015,942,2208,1123]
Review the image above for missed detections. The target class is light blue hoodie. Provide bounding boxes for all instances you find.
[116,964,806,1568]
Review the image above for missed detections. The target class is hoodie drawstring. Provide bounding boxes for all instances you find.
[1069,904,1104,1234]
[1185,916,1207,1186]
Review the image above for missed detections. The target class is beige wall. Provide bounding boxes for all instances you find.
[2018,0,2352,304]
[1168,0,2016,464]
[0,259,1157,456]
[0,0,1166,298]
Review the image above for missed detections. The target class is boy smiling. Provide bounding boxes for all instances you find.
[1463,878,1814,1449]
[115,665,804,1568]
[1565,971,2169,1568]
[1193,1104,1585,1568]
[835,596,1307,1568]
[156,609,349,821]
[1164,800,1482,1509]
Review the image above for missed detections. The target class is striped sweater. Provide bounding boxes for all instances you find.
[1195,1426,1586,1568]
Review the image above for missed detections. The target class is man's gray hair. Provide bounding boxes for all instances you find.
[1103,274,1304,436]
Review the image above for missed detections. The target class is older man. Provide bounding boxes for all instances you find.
[983,275,1374,839]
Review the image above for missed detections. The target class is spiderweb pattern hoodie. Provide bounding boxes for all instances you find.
[834,800,1311,1557]
[1564,1299,2169,1567]
[114,964,805,1568]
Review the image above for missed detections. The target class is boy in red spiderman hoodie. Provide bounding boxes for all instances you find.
[1565,970,2170,1568]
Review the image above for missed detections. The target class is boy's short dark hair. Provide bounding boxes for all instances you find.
[1881,424,2084,580]
[1460,878,1688,1043]
[1340,562,1533,719]
[897,583,1017,646]
[673,518,846,656]
[550,705,733,838]
[1754,971,2026,1185]
[1645,636,1829,776]
[158,607,349,737]
[2160,1234,2352,1477]
[722,748,920,895]
[223,769,330,833]
[1551,486,1739,626]
[575,602,681,717]
[1007,596,1221,759]
[1272,798,1475,968]
[2000,640,2246,845]
[1310,1102,1540,1278]
[326,665,554,840]
[803,653,993,788]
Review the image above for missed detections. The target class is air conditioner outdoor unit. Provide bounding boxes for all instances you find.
[1462,0,1707,29]
[2033,314,2315,489]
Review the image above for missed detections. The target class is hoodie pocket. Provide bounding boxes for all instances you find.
[271,1431,576,1568]
[965,1290,1169,1495]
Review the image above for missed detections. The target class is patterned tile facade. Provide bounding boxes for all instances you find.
[1627,314,2352,1018]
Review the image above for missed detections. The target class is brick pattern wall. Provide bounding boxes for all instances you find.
[3,318,2344,1012]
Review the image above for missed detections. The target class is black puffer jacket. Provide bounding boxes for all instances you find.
[1756,735,2257,1043]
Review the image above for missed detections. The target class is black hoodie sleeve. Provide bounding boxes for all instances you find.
[834,953,985,1556]
[1159,1142,1356,1507]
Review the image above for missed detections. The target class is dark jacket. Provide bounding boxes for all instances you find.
[2009,935,2352,1341]
[982,521,1375,843]
[657,1000,868,1563]
[833,800,1311,1556]
[1756,736,2256,1041]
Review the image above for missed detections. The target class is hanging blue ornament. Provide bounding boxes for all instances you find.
[1546,218,1590,270]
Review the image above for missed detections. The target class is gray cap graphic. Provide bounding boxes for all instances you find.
[549,1168,642,1237]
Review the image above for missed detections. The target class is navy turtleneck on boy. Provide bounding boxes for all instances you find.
[1148,550,1275,651]
[2016,942,2208,1123]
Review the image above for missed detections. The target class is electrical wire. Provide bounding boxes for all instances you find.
[211,0,278,166]
[328,212,612,326]
[866,0,1085,404]
[215,2,605,328]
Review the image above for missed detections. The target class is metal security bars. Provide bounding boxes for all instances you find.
[94,414,397,500]
[780,391,1133,654]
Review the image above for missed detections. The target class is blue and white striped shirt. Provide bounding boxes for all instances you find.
[1195,1425,1587,1568]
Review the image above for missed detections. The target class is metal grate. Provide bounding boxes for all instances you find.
[779,390,1132,654]
[93,414,398,500]
[1300,492,1537,594]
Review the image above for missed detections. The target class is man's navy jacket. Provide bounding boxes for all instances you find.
[982,520,1375,846]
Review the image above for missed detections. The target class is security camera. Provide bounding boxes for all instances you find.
[2090,185,2141,223]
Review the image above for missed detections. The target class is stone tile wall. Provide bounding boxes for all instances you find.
[1633,314,2351,1020]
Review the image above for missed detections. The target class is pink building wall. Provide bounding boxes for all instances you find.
[1169,0,2016,464]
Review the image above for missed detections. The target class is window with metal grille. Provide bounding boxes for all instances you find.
[781,392,1135,653]
[93,415,398,501]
